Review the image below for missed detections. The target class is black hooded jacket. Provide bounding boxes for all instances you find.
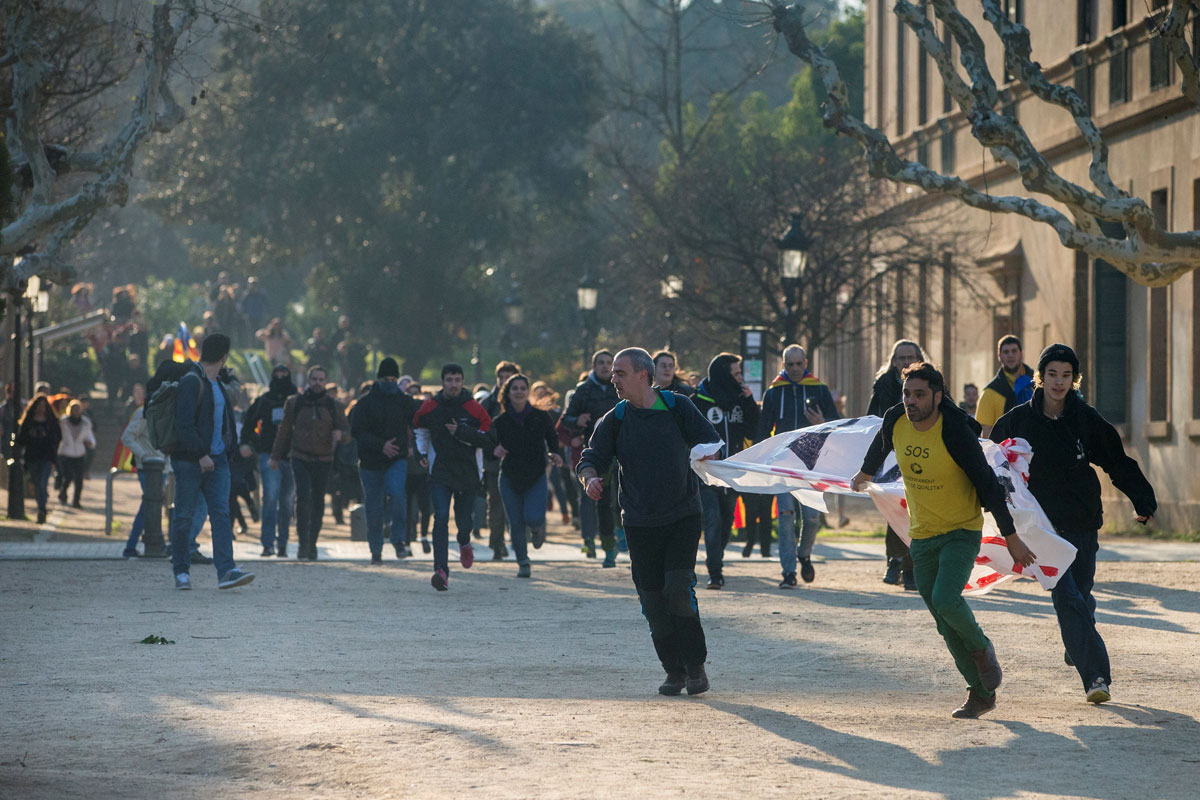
[860,397,1016,536]
[989,388,1156,532]
[692,355,760,458]
[867,370,902,417]
[351,382,423,471]
[240,375,297,455]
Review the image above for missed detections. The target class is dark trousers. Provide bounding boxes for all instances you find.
[1053,529,1111,689]
[292,459,331,558]
[430,480,475,576]
[700,485,736,578]
[885,525,913,572]
[58,455,85,505]
[625,513,708,672]
[484,469,507,552]
[741,493,773,555]
[405,469,432,542]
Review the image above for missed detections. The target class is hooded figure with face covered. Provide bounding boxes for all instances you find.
[692,353,760,589]
[240,366,299,556]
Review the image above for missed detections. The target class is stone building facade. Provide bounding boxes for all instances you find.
[817,1,1198,531]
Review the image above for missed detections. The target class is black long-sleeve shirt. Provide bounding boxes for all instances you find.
[491,407,558,493]
[990,389,1156,532]
[577,392,719,528]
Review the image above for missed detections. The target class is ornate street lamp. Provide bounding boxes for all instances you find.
[776,212,810,290]
[577,274,600,371]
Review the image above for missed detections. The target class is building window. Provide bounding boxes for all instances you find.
[1073,51,1094,113]
[940,124,956,173]
[875,0,887,128]
[1093,260,1128,424]
[1112,0,1127,29]
[1148,188,1171,422]
[896,21,906,135]
[1077,0,1096,44]
[918,44,928,126]
[894,267,906,342]
[1150,16,1173,90]
[1109,41,1129,105]
[916,137,929,167]
[942,24,953,114]
[1193,179,1200,419]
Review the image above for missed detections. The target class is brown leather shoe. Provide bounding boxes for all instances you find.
[970,641,1003,691]
[951,690,997,719]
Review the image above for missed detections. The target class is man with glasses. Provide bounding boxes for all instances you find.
[757,344,839,588]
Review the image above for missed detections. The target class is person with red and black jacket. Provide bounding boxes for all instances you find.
[413,363,494,591]
[852,362,1026,720]
[990,344,1156,706]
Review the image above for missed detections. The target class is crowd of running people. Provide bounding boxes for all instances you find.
[37,325,1151,715]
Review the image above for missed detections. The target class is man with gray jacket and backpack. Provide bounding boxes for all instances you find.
[161,334,254,590]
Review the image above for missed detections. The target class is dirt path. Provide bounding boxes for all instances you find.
[2,558,1199,799]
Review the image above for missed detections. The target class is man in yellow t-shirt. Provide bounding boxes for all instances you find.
[853,362,1035,720]
[976,334,1034,437]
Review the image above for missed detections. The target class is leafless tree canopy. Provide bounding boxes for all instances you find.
[766,0,1200,288]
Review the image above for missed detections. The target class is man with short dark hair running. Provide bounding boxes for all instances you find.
[852,362,1031,719]
[414,363,494,591]
[577,347,720,696]
[563,350,619,564]
[976,334,1034,438]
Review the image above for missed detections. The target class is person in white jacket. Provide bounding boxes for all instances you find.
[57,400,95,508]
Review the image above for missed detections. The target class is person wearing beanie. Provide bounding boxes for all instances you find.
[692,353,760,589]
[990,343,1156,705]
[350,357,423,563]
[240,365,298,556]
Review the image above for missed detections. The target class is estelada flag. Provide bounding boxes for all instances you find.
[693,417,1077,597]
[111,416,135,473]
[172,321,199,362]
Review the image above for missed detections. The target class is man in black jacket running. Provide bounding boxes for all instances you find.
[577,347,720,696]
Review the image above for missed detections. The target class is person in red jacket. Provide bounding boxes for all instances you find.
[413,363,494,591]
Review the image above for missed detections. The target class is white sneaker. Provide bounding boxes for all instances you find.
[1086,678,1111,704]
[174,573,191,590]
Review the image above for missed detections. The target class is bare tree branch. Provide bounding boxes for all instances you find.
[1159,0,1200,106]
[766,1,1200,288]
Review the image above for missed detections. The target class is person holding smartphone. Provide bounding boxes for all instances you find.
[757,344,840,588]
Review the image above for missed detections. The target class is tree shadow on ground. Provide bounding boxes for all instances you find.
[707,698,1200,800]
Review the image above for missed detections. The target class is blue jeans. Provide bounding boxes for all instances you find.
[170,454,236,577]
[700,485,736,578]
[430,480,475,576]
[258,453,294,551]
[360,459,408,558]
[776,493,819,578]
[498,473,547,567]
[1052,529,1111,689]
[27,459,53,513]
[126,470,169,551]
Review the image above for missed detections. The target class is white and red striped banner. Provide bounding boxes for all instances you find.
[692,417,1076,596]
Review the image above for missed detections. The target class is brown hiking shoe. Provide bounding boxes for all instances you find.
[951,690,997,719]
[970,641,1003,691]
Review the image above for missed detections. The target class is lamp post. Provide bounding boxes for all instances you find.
[775,212,811,346]
[6,256,29,519]
[502,288,524,352]
[576,274,599,373]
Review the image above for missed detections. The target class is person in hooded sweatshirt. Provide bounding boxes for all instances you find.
[57,400,96,508]
[270,364,349,560]
[240,364,298,557]
[413,363,495,591]
[350,357,423,564]
[990,344,1156,706]
[756,344,839,588]
[562,350,620,564]
[692,353,760,589]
